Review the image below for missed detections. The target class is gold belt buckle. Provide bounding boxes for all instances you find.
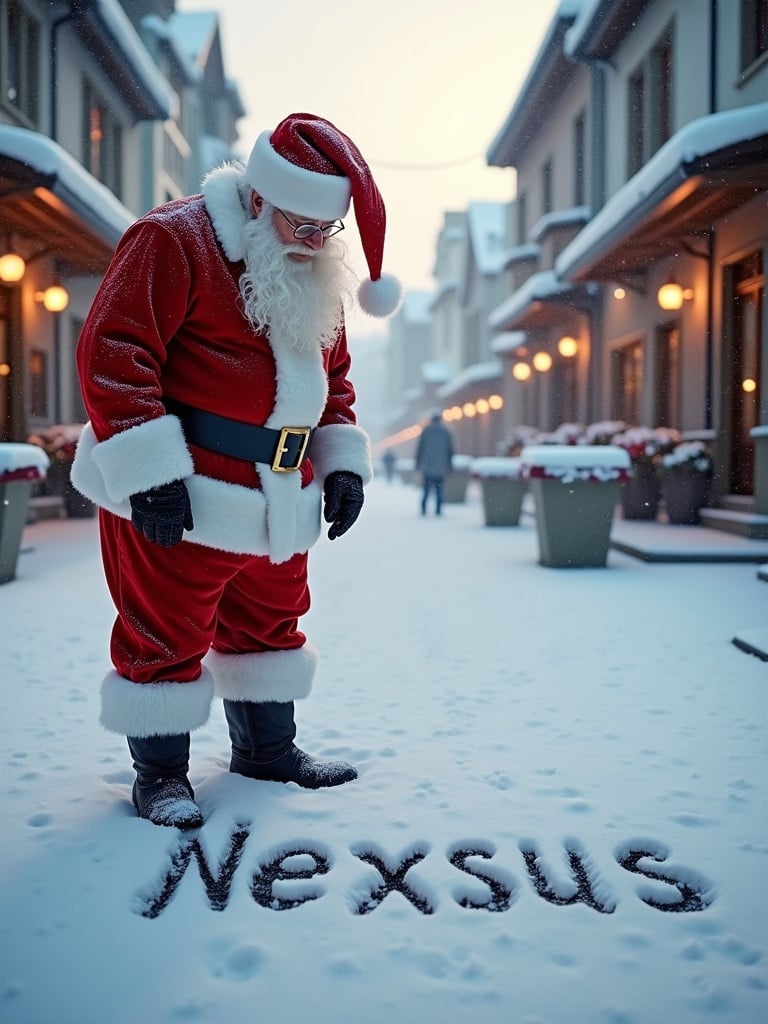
[272,426,311,473]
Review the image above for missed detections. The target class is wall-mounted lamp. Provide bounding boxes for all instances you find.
[35,282,69,312]
[512,361,532,382]
[462,402,477,418]
[0,250,26,284]
[657,276,694,311]
[557,335,578,358]
[613,286,626,300]
[488,394,504,410]
[532,351,553,373]
[475,398,490,414]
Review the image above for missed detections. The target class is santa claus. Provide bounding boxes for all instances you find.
[72,113,401,829]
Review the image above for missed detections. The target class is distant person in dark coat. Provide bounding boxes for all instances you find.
[415,413,454,516]
[381,448,396,483]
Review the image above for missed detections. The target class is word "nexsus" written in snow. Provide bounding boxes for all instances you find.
[134,826,716,919]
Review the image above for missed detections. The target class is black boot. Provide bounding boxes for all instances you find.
[224,700,358,789]
[128,734,203,830]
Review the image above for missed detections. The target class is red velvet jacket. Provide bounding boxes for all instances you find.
[72,165,372,564]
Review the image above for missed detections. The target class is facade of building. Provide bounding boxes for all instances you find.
[0,0,243,448]
[383,0,767,531]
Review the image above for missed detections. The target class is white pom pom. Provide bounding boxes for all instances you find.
[357,273,403,318]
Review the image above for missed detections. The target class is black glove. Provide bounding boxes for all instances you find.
[323,471,364,541]
[129,479,194,548]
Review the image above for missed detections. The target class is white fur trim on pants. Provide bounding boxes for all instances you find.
[100,667,215,738]
[205,643,318,703]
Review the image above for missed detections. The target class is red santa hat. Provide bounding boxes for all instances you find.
[245,112,402,318]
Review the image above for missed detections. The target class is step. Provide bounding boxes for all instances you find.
[717,494,755,513]
[732,628,768,663]
[758,564,768,583]
[25,495,65,524]
[698,507,768,540]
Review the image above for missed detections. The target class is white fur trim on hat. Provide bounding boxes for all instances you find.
[100,667,215,737]
[246,132,351,221]
[358,273,403,318]
[205,643,318,703]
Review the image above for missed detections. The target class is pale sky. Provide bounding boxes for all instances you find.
[177,0,563,336]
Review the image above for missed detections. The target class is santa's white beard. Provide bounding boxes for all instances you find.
[239,203,356,351]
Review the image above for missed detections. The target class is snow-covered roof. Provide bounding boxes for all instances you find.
[0,126,134,246]
[422,361,451,384]
[489,270,573,331]
[466,201,507,275]
[168,11,219,71]
[529,206,591,244]
[556,103,768,281]
[486,1,585,166]
[92,0,177,119]
[491,331,528,355]
[437,360,503,399]
[502,242,540,268]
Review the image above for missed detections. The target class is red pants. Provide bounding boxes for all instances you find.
[99,511,310,683]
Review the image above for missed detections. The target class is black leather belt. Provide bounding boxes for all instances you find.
[165,398,313,472]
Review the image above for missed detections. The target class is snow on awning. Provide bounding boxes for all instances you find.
[437,360,503,400]
[556,103,768,283]
[0,127,134,271]
[491,331,528,355]
[488,270,592,332]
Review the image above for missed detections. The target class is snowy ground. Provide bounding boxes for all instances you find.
[1,477,766,1024]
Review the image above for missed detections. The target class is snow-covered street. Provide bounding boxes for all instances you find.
[1,477,766,1023]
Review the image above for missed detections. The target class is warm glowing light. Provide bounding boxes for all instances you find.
[462,402,477,417]
[450,405,462,420]
[475,398,490,414]
[613,287,626,300]
[36,285,69,312]
[512,362,532,382]
[442,408,454,421]
[0,363,10,376]
[488,394,503,410]
[557,335,578,358]
[0,252,25,283]
[657,279,687,311]
[533,351,553,372]
[742,378,757,393]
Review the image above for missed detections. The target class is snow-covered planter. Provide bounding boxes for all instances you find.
[659,440,713,525]
[613,426,681,521]
[395,457,418,486]
[751,425,768,514]
[520,445,631,568]
[0,443,50,584]
[442,453,473,504]
[471,457,526,526]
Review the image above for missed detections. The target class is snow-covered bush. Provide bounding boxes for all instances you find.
[660,440,713,475]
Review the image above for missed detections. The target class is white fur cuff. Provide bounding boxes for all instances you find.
[90,416,194,503]
[205,643,318,703]
[100,667,214,737]
[309,424,373,484]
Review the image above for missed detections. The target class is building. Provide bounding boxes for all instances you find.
[0,0,243,450]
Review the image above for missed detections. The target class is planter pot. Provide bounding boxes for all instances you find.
[0,443,50,584]
[751,425,768,515]
[442,469,470,504]
[520,445,630,569]
[530,478,622,567]
[621,463,661,520]
[661,472,711,525]
[0,480,36,584]
[479,477,527,526]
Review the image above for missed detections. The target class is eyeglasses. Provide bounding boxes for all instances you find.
[277,208,345,240]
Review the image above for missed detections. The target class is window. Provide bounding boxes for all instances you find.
[81,79,123,198]
[28,349,48,419]
[654,323,680,428]
[3,0,41,125]
[541,158,553,216]
[626,24,674,177]
[741,0,768,69]
[573,111,586,207]
[611,340,643,425]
